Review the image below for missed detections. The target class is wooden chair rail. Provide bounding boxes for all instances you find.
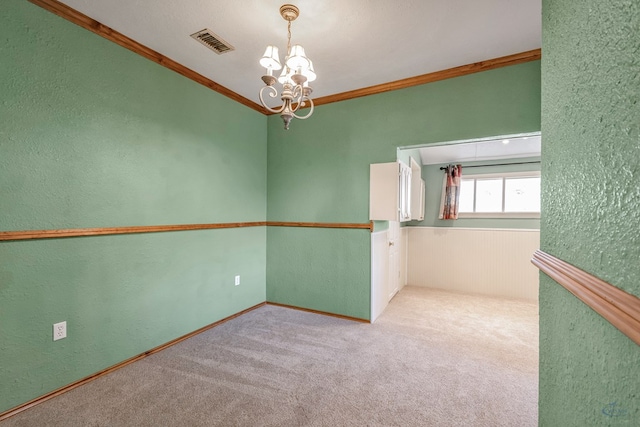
[0,221,374,241]
[0,222,267,241]
[268,221,374,231]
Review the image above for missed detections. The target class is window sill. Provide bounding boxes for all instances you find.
[457,212,540,219]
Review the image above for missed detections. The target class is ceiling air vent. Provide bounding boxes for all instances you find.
[190,29,234,54]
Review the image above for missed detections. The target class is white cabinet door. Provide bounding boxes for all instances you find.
[418,179,425,221]
[398,163,412,222]
[387,221,401,300]
[370,230,390,322]
[370,161,411,222]
[370,162,399,221]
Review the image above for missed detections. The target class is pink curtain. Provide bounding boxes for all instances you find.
[442,164,462,220]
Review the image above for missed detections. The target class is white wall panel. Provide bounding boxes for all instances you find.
[371,230,390,322]
[407,227,540,301]
[400,227,409,290]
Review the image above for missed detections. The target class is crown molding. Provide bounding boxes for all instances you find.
[310,49,542,109]
[28,0,269,114]
[29,0,540,116]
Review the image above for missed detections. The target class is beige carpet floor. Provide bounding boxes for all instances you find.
[3,286,539,426]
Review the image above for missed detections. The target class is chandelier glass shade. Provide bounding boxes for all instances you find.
[259,4,315,130]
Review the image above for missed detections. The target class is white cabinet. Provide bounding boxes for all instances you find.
[369,161,412,222]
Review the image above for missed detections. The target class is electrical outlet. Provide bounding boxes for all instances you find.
[234,275,240,286]
[53,321,67,341]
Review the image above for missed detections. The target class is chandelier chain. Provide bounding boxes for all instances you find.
[287,20,292,56]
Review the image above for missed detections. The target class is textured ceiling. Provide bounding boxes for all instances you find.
[57,0,541,106]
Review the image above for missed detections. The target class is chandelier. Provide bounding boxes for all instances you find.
[259,4,315,130]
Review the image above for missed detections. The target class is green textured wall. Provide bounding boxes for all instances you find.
[396,148,421,169]
[266,61,541,319]
[266,228,371,319]
[407,157,541,229]
[0,0,266,413]
[541,0,640,425]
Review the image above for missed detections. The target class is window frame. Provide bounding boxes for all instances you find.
[440,170,541,219]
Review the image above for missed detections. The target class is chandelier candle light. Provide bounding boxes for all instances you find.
[259,4,315,130]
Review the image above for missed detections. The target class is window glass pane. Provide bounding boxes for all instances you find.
[459,179,475,212]
[505,177,541,212]
[475,179,503,212]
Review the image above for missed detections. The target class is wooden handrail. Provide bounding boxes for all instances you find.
[532,250,640,346]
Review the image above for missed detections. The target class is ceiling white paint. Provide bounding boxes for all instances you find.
[418,134,541,165]
[57,0,541,106]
